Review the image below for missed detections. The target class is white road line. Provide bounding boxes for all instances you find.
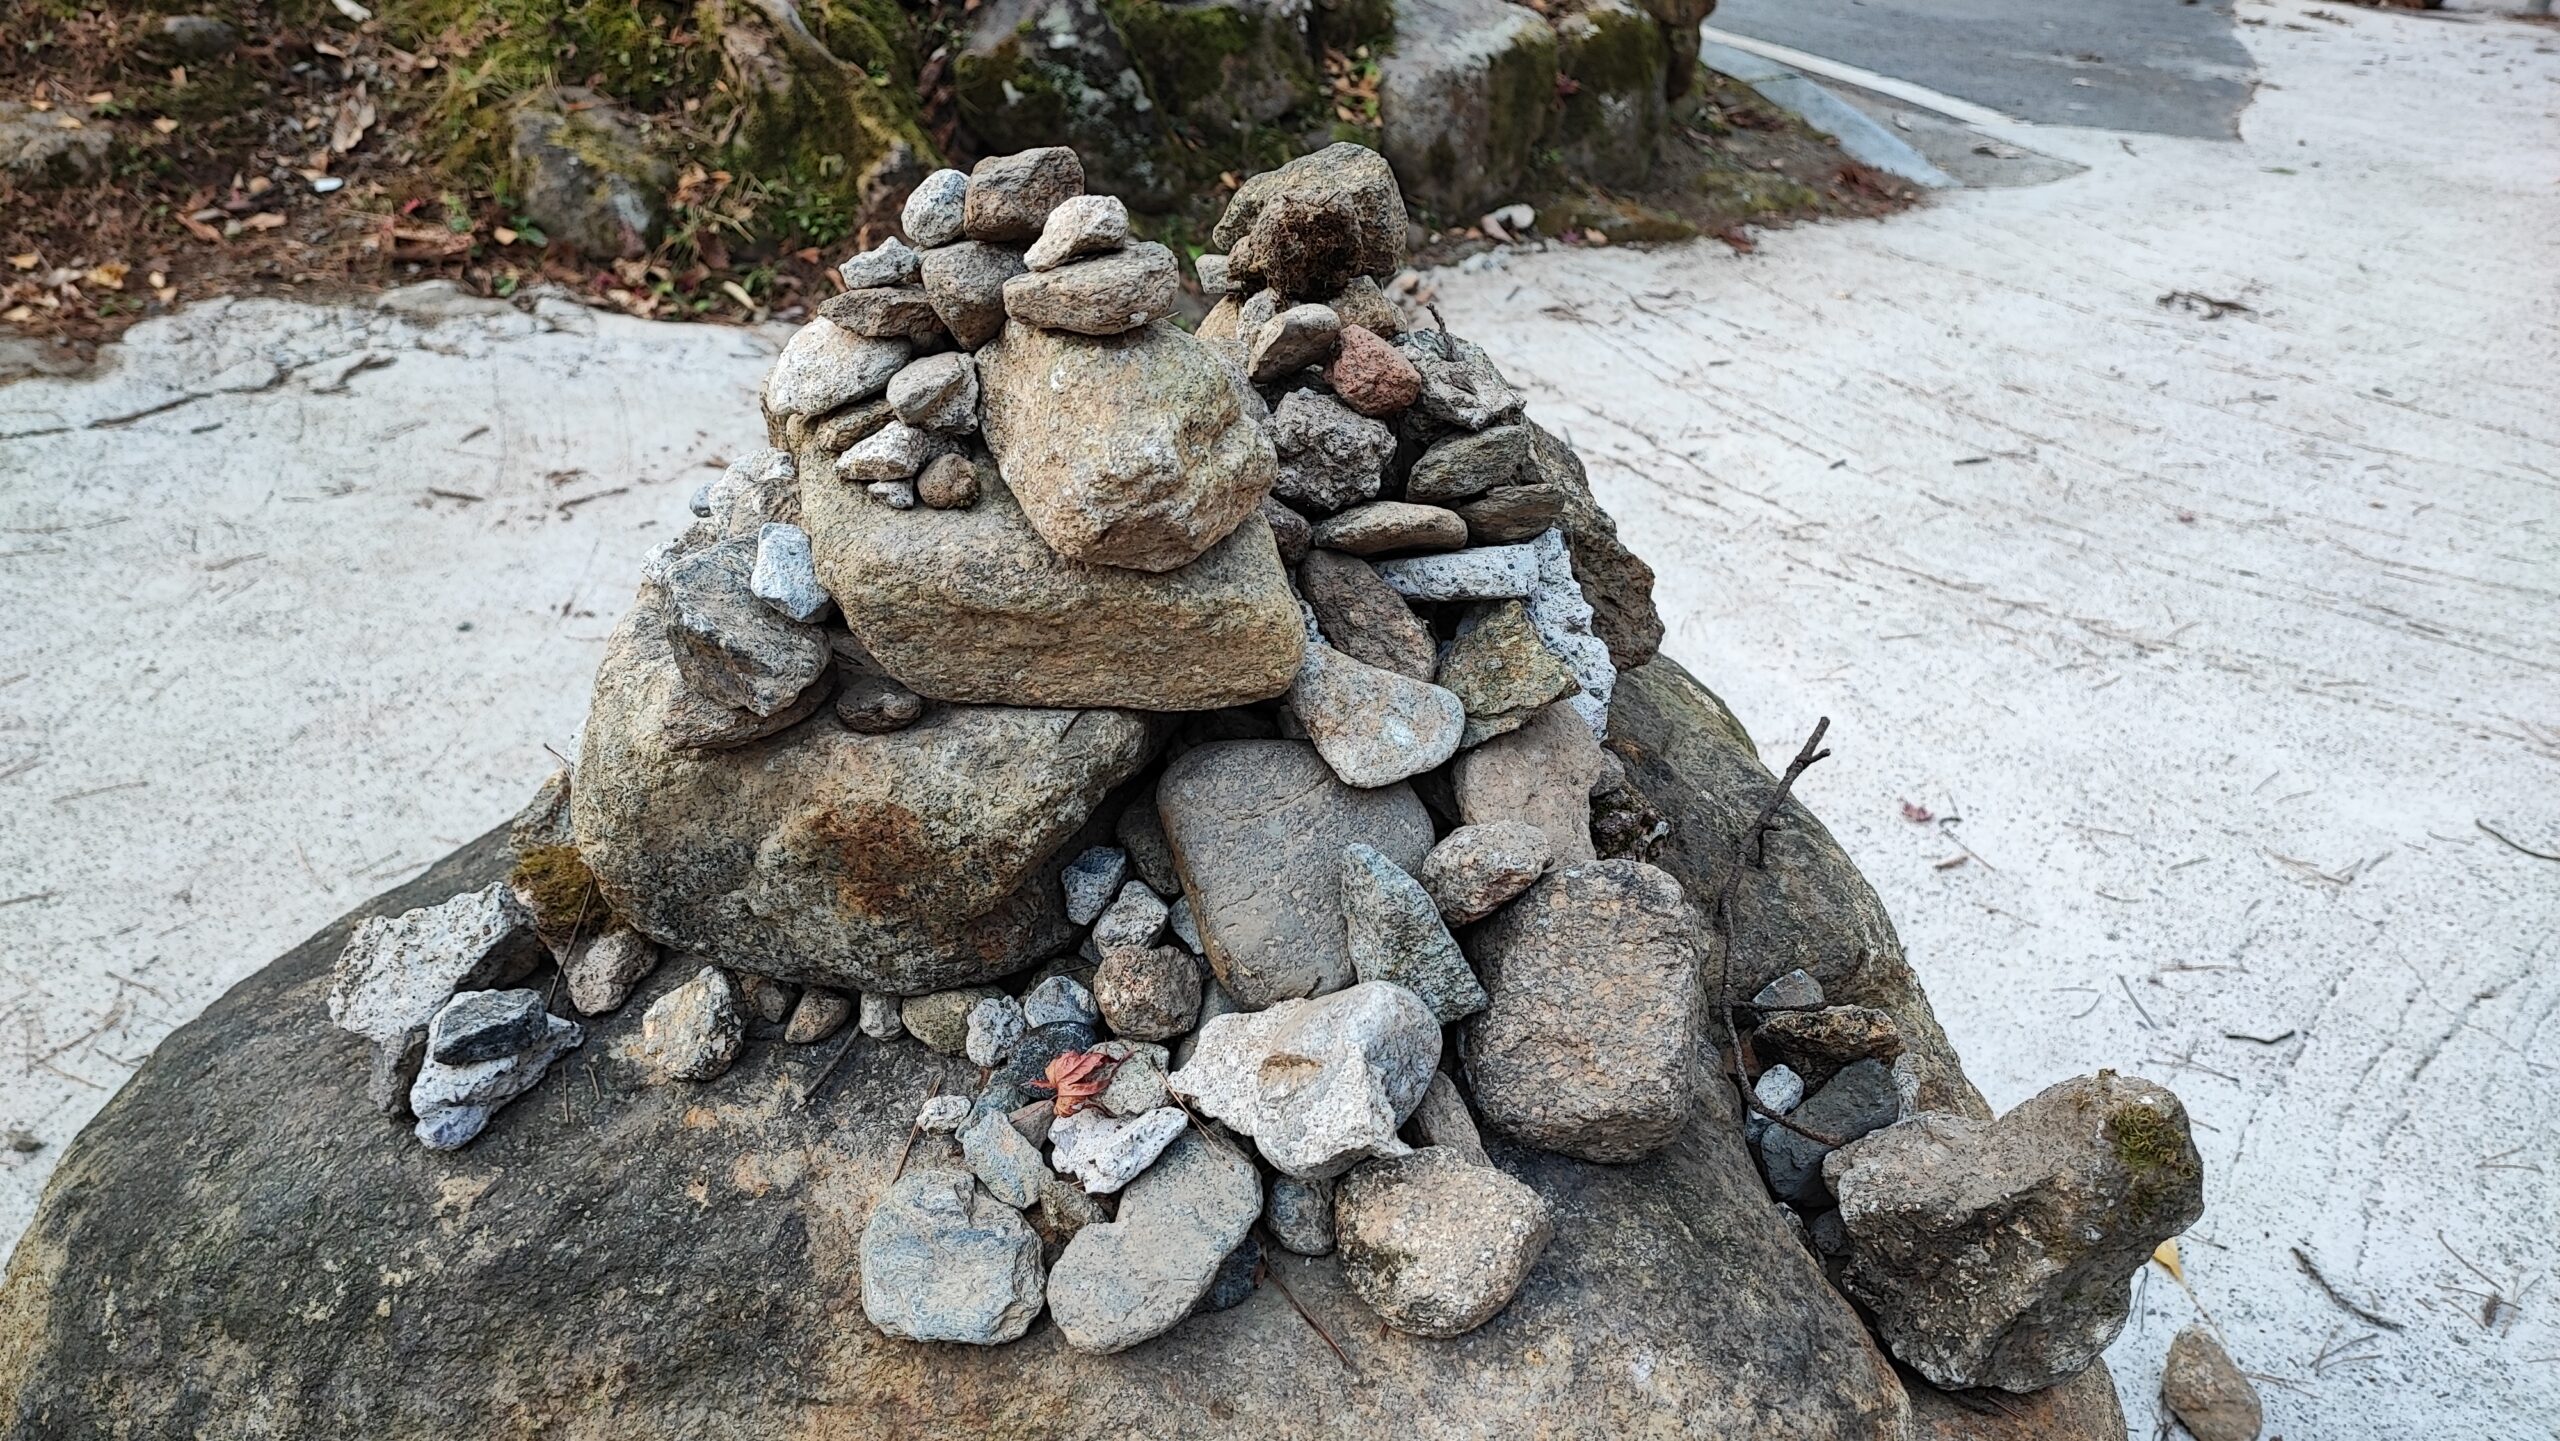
[1699,25,2026,128]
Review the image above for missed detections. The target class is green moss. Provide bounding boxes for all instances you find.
[1543,193,1696,243]
[508,843,599,932]
[2105,1100,2201,1222]
[1105,0,1252,115]
[1312,0,1393,51]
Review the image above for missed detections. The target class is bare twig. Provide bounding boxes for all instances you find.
[1256,1237,1354,1372]
[2477,820,2560,862]
[2292,1246,2404,1332]
[803,1025,863,1107]
[888,1075,944,1182]
[1709,719,1834,1134]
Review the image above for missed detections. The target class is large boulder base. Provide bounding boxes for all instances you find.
[0,792,2118,1438]
[572,586,1156,994]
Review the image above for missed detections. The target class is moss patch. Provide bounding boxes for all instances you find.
[2105,1100,2201,1223]
[508,842,600,933]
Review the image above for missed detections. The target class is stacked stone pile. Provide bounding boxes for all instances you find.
[316,143,2201,1389]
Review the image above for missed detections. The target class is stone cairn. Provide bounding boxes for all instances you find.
[324,143,2204,1384]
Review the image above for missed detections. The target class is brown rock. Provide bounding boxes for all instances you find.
[1452,700,1605,863]
[1407,423,1538,504]
[999,243,1180,336]
[819,287,948,344]
[1336,1146,1552,1338]
[1454,483,1564,544]
[1157,740,1434,1008]
[1325,276,1405,336]
[1260,495,1311,565]
[1754,1005,1905,1080]
[977,320,1277,572]
[1212,143,1406,288]
[1824,1071,2205,1392]
[1299,549,1435,682]
[1310,501,1468,556]
[1196,294,1243,340]
[2161,1326,2263,1441]
[802,458,1303,711]
[1460,860,1702,1163]
[964,146,1084,242]
[783,986,851,1043]
[1418,820,1551,925]
[920,241,1028,350]
[1325,324,1423,417]
[915,451,980,510]
[1437,600,1580,747]
[1093,944,1202,1041]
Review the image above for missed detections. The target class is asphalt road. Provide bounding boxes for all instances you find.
[1712,0,2258,137]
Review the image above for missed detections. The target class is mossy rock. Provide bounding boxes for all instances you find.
[1313,0,1396,50]
[954,0,1180,208]
[1106,0,1324,134]
[1551,0,1668,189]
[1376,0,1559,220]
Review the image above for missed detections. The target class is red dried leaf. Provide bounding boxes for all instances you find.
[1025,1049,1113,1117]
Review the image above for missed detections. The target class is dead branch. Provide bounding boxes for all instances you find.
[2291,1246,2404,1332]
[1707,718,1835,1143]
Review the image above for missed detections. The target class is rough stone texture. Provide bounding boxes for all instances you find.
[1211,143,1406,286]
[2161,1325,2264,1441]
[839,419,954,483]
[734,971,797,1026]
[966,995,1029,1067]
[1552,0,1669,189]
[1759,1058,1900,1204]
[915,452,980,510]
[1311,500,1470,556]
[920,241,1030,351]
[1525,527,1617,736]
[1095,1045,1168,1117]
[1325,323,1423,418]
[804,459,1303,710]
[1046,1130,1260,1354]
[838,237,923,291]
[1091,880,1169,952]
[427,987,553,1065]
[960,1101,1055,1207]
[964,147,1086,243]
[1373,542,1537,601]
[902,167,970,246]
[977,320,1275,571]
[1529,421,1663,669]
[1454,484,1564,544]
[1062,846,1129,925]
[1048,1104,1188,1194]
[749,522,832,624]
[1001,243,1180,336]
[1288,644,1465,789]
[1112,789,1180,895]
[1092,943,1201,1042]
[408,1010,582,1151]
[0,778,2114,1439]
[1337,1146,1553,1338]
[1260,495,1311,565]
[1418,821,1550,925]
[1407,424,1538,504]
[575,593,1155,994]
[1169,981,1440,1179]
[903,986,1004,1054]
[660,536,830,717]
[1024,194,1129,271]
[1402,333,1525,432]
[1341,844,1487,1023]
[1022,975,1099,1030]
[327,881,546,1047]
[1405,1070,1489,1164]
[858,992,903,1040]
[833,672,925,733]
[1269,389,1396,515]
[1753,969,1825,1011]
[1824,1071,2205,1393]
[1157,740,1434,1008]
[1376,0,1558,220]
[703,448,800,538]
[1300,550,1435,682]
[1452,700,1605,862]
[1757,1005,1905,1077]
[506,89,670,259]
[886,352,979,434]
[1267,1174,1336,1255]
[763,319,911,418]
[1249,304,1343,383]
[562,921,660,1015]
[1325,276,1405,337]
[859,1167,1046,1345]
[819,287,948,344]
[634,965,744,1082]
[784,987,851,1044]
[1439,599,1580,747]
[1461,860,1699,1164]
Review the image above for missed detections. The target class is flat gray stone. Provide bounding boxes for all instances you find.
[1311,501,1469,556]
[837,236,922,290]
[1288,644,1464,789]
[885,351,979,434]
[1048,1104,1187,1194]
[819,286,946,344]
[1156,740,1433,1008]
[964,146,1084,243]
[426,987,551,1064]
[328,882,546,1047]
[858,1168,1046,1345]
[1023,193,1129,271]
[659,536,829,718]
[1090,879,1169,951]
[1406,423,1538,504]
[1753,968,1826,1010]
[1439,599,1579,747]
[1001,242,1179,336]
[1021,974,1098,1030]
[1373,542,1539,602]
[1047,1129,1260,1353]
[763,320,911,418]
[960,1101,1055,1208]
[839,419,953,482]
[1248,303,1342,383]
[1341,843,1487,1023]
[1062,847,1129,925]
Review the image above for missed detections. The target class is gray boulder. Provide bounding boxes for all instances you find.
[506,88,671,258]
[977,320,1276,571]
[660,536,829,718]
[573,589,1156,994]
[1377,0,1558,218]
[1156,740,1433,1008]
[1823,1071,2205,1392]
[859,1167,1047,1345]
[804,459,1303,709]
[0,823,2119,1438]
[1461,860,1700,1164]
[1337,1146,1552,1337]
[1046,1130,1260,1353]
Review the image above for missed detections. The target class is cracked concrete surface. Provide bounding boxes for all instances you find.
[0,0,2552,1432]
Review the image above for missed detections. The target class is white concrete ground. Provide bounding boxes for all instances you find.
[1,0,2552,1432]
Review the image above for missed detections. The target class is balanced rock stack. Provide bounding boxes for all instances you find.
[302,143,2199,1393]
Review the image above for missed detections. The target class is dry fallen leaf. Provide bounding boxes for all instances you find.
[493,226,517,245]
[152,117,180,134]
[330,88,376,154]
[85,90,113,104]
[1026,1050,1112,1117]
[85,263,129,290]
[2153,1238,2187,1287]
[242,213,288,231]
[2,305,33,324]
[7,254,37,271]
[55,116,83,131]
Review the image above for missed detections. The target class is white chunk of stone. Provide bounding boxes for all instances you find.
[1049,1104,1190,1194]
[965,995,1028,1068]
[838,236,923,290]
[1024,193,1129,271]
[749,522,833,623]
[902,168,970,248]
[762,320,910,418]
[840,419,946,482]
[1373,543,1540,602]
[328,882,545,1047]
[1168,981,1441,1179]
[1525,527,1616,737]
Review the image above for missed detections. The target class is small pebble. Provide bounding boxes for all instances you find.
[1062,846,1130,925]
[917,1093,972,1133]
[916,452,980,509]
[965,995,1028,1067]
[902,168,969,248]
[1022,974,1100,1030]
